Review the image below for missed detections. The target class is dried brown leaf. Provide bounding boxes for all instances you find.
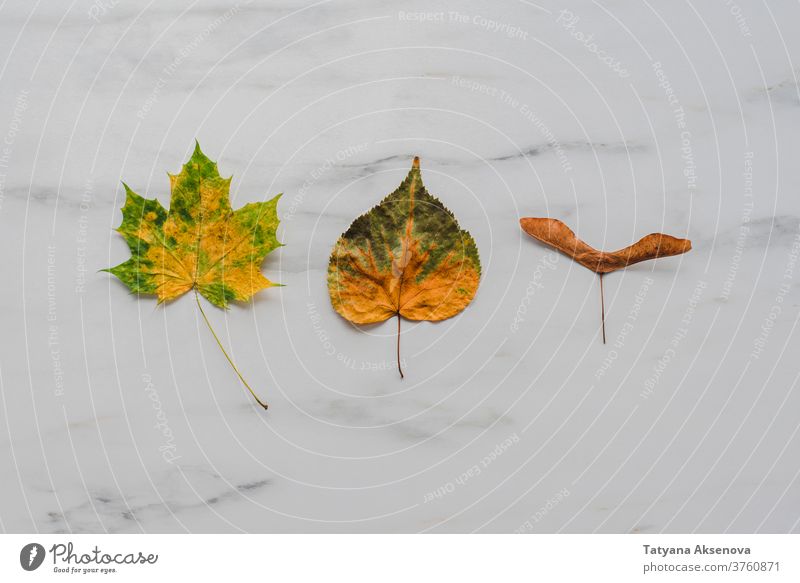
[519,217,691,273]
[519,217,691,343]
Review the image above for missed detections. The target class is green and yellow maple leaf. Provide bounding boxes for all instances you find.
[106,142,281,307]
[328,157,481,377]
[105,142,281,408]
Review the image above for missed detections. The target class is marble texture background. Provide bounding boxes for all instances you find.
[0,0,798,533]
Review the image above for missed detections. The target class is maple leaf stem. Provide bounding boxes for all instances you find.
[194,289,268,410]
[599,273,606,344]
[397,313,404,379]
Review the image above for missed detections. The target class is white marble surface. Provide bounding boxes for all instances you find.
[0,0,798,533]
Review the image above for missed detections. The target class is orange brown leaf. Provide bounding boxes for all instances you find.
[328,157,481,376]
[519,216,691,343]
[519,217,691,273]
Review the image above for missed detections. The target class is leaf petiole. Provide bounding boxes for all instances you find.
[194,288,268,410]
[396,312,404,379]
[599,273,606,344]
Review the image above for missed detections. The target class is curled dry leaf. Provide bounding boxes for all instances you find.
[519,217,691,342]
[519,218,691,273]
[328,157,481,377]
